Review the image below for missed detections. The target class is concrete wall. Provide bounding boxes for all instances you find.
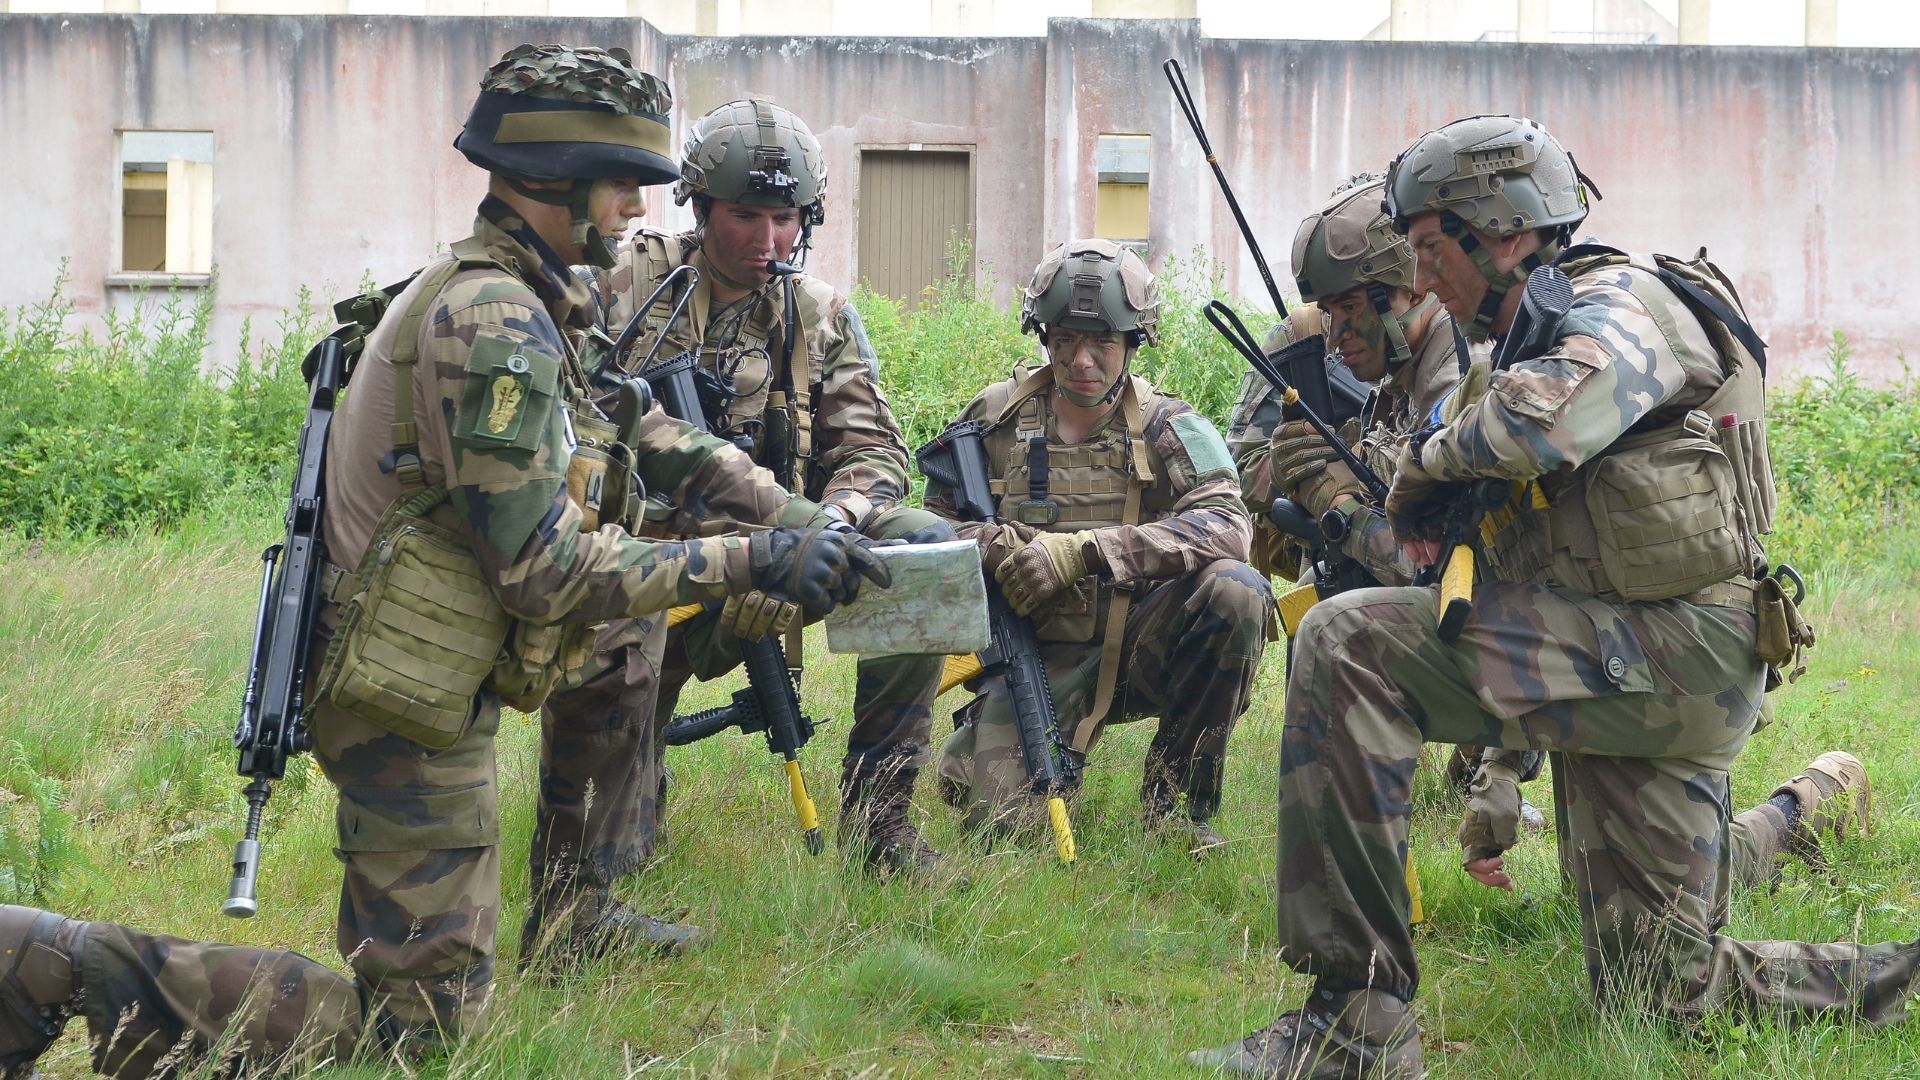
[2,14,1916,381]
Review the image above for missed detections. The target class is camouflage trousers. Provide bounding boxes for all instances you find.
[535,612,671,904]
[937,559,1272,828]
[1278,580,1919,1024]
[66,687,514,1076]
[65,602,682,1075]
[655,507,950,812]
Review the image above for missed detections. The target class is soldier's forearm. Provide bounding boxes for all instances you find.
[814,453,909,528]
[1092,504,1253,585]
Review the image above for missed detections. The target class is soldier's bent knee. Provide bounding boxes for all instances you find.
[1193,559,1273,620]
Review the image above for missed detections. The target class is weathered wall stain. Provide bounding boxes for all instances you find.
[1,14,1913,381]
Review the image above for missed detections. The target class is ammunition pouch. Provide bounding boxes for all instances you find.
[1754,570,1815,689]
[1583,410,1747,601]
[314,486,510,750]
[566,409,641,533]
[491,621,598,714]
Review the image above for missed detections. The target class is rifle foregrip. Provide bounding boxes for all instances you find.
[1437,543,1475,643]
[663,703,742,746]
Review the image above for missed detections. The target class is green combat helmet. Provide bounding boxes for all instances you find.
[1381,115,1600,340]
[1291,174,1431,373]
[1019,238,1161,406]
[454,43,677,268]
[674,99,828,257]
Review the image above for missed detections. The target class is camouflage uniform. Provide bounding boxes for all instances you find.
[42,200,823,1077]
[1227,307,1463,590]
[929,367,1271,830]
[1273,251,1920,1032]
[1228,298,1808,895]
[563,225,946,862]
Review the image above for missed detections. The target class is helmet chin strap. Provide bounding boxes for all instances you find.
[507,177,617,269]
[1360,283,1428,373]
[1440,213,1558,343]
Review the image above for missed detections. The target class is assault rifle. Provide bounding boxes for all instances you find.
[224,334,341,917]
[633,276,825,857]
[916,421,1079,865]
[1418,265,1574,641]
[662,623,823,855]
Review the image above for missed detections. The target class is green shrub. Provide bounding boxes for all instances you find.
[0,267,317,538]
[1765,333,1920,574]
[859,244,1276,446]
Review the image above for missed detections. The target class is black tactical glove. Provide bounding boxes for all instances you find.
[894,519,959,546]
[749,527,892,615]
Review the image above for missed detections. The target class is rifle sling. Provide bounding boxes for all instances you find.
[1070,379,1150,754]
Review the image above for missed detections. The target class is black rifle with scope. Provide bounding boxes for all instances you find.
[916,421,1079,864]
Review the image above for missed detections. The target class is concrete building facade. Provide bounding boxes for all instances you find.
[1,14,1915,379]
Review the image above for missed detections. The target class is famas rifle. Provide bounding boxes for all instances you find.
[224,333,342,917]
[916,421,1079,865]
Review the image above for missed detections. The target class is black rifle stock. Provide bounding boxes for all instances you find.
[916,421,1079,864]
[641,320,824,856]
[224,334,340,916]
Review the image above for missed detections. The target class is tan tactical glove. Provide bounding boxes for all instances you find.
[1271,418,1366,518]
[994,530,1096,616]
[1457,758,1525,866]
[718,590,799,640]
[971,520,1039,575]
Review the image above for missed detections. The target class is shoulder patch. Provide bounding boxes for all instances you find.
[1168,412,1235,477]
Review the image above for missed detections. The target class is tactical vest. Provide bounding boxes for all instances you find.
[619,231,833,493]
[313,242,624,746]
[1479,249,1774,606]
[980,367,1164,746]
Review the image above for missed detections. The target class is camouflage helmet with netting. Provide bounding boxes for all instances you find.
[1290,175,1413,303]
[673,99,827,224]
[1382,115,1594,239]
[1019,239,1161,347]
[455,44,677,186]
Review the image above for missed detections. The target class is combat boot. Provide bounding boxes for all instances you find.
[1141,769,1227,858]
[1,906,85,1080]
[839,760,964,886]
[1187,987,1424,1079]
[1775,750,1872,869]
[520,889,704,970]
[1144,811,1228,858]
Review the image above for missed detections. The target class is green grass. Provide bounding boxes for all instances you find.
[5,511,1920,1078]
